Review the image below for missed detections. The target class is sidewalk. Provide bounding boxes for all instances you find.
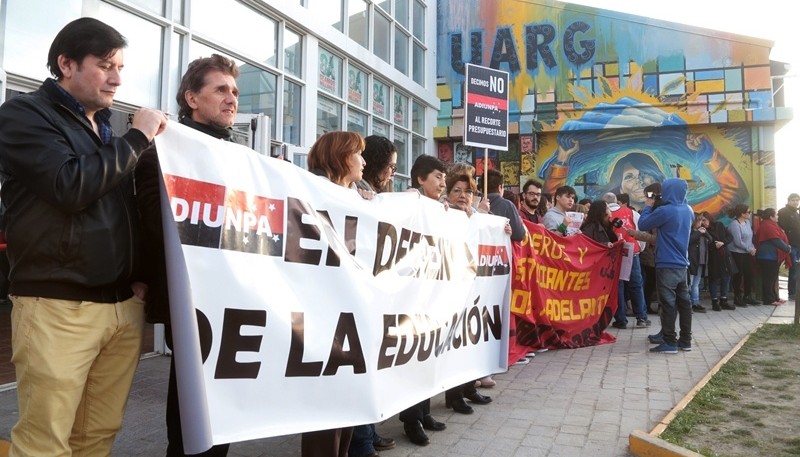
[0,297,792,457]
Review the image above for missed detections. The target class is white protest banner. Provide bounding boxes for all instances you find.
[154,121,511,453]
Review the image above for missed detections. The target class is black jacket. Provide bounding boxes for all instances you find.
[0,79,150,302]
[136,117,234,323]
[778,205,800,247]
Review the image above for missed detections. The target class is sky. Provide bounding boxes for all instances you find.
[565,0,799,205]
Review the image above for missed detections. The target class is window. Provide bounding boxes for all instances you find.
[317,95,342,136]
[413,42,425,85]
[319,48,342,97]
[348,0,368,47]
[98,3,163,108]
[394,92,408,127]
[3,0,81,80]
[394,27,409,75]
[347,109,368,136]
[128,0,164,15]
[412,99,424,135]
[374,11,391,64]
[348,65,368,109]
[373,120,390,137]
[307,0,343,31]
[412,0,425,41]
[395,0,409,29]
[373,79,390,120]
[191,0,277,67]
[284,29,302,78]
[283,81,302,145]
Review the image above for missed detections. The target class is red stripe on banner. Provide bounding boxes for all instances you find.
[466,93,508,111]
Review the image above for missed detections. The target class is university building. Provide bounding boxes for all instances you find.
[0,0,791,383]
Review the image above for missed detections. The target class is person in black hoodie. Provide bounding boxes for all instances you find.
[702,211,736,310]
[136,53,239,457]
[777,193,800,299]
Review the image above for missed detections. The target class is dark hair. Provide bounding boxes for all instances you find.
[616,193,630,205]
[701,211,716,225]
[759,207,776,219]
[410,155,446,189]
[535,193,552,217]
[478,169,503,193]
[555,185,577,198]
[177,54,240,119]
[47,18,127,80]
[307,131,365,187]
[522,179,543,194]
[578,198,592,206]
[503,190,519,207]
[362,135,396,193]
[728,203,750,219]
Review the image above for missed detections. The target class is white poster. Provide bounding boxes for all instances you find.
[154,122,512,453]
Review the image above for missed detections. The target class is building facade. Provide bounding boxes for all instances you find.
[435,0,792,215]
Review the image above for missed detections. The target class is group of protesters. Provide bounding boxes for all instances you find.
[1,15,798,457]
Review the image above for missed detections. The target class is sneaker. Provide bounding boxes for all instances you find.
[611,321,627,329]
[513,357,530,366]
[677,342,692,352]
[648,334,664,345]
[536,347,549,353]
[525,352,537,358]
[636,319,651,327]
[692,304,707,313]
[649,343,678,354]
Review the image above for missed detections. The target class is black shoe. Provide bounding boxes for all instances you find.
[445,397,474,414]
[373,436,396,451]
[711,299,721,311]
[611,321,627,329]
[403,421,429,446]
[745,297,761,305]
[465,391,492,404]
[734,295,745,307]
[692,304,707,313]
[421,414,446,431]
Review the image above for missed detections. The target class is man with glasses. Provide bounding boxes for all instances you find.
[519,179,543,223]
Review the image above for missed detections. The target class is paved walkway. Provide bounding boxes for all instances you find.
[0,293,793,457]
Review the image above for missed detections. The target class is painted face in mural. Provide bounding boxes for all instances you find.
[619,163,657,205]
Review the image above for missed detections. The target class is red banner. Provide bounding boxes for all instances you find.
[509,221,622,363]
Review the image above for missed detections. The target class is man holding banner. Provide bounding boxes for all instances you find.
[137,53,240,456]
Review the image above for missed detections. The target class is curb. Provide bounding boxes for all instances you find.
[628,324,758,456]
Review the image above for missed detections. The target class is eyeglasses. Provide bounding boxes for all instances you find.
[525,191,542,197]
[451,188,474,196]
[388,164,397,173]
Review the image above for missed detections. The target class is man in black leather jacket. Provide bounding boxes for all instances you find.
[0,17,167,456]
[136,53,240,457]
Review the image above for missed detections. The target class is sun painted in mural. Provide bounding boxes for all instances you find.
[534,71,751,216]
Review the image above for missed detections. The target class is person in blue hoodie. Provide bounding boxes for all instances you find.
[638,178,695,353]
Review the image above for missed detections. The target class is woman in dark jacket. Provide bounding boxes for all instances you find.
[702,211,736,310]
[581,200,617,246]
[688,213,713,313]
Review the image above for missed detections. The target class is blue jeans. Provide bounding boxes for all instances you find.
[788,246,800,296]
[656,267,692,346]
[689,270,705,304]
[615,255,648,324]
[709,274,731,299]
[349,424,376,457]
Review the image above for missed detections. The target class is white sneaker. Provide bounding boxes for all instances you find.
[525,352,537,358]
[513,357,530,366]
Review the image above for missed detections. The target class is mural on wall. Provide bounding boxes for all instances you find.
[535,71,752,214]
[434,0,779,212]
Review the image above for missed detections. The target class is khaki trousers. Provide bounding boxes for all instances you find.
[9,295,144,457]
